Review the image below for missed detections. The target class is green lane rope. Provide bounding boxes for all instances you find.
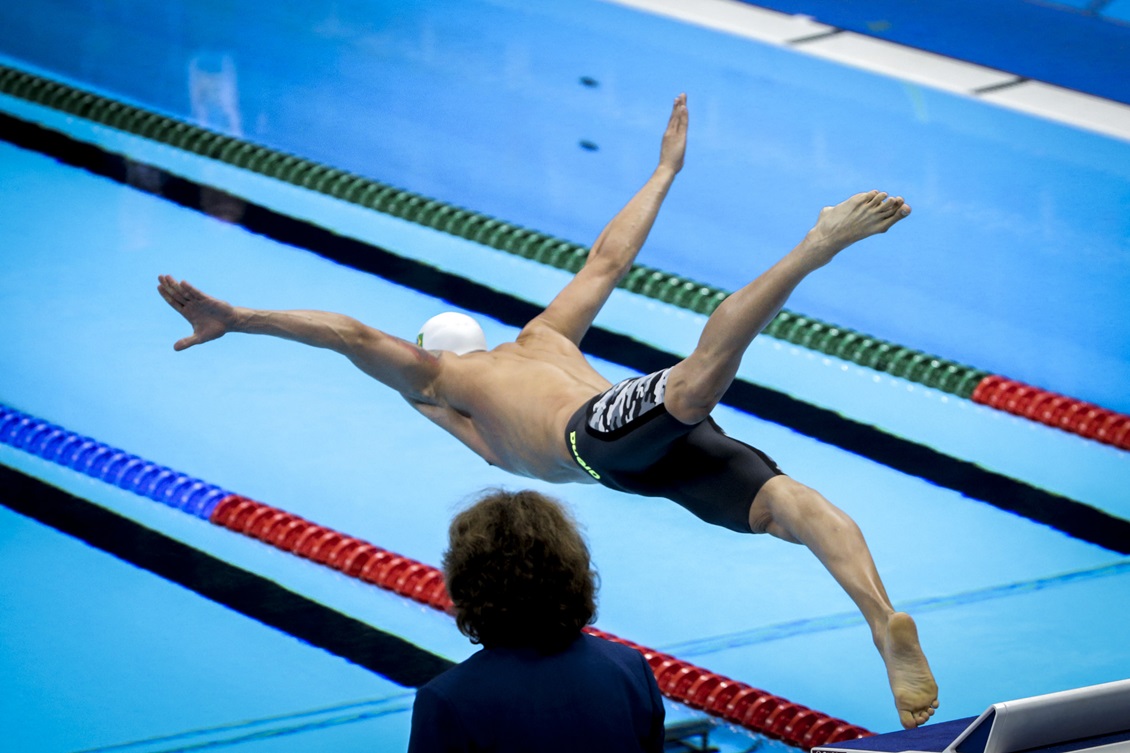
[0,63,988,399]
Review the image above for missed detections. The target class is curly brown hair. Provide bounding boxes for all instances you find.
[443,489,597,652]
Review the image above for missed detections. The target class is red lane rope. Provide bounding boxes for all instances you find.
[587,627,871,748]
[971,376,1130,450]
[211,495,454,612]
[210,494,871,749]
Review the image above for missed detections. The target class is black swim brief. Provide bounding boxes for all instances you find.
[566,368,785,533]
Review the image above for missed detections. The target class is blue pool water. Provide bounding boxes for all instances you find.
[1,1,1129,751]
[2,0,1129,413]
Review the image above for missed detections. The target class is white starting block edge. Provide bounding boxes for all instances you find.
[814,679,1130,753]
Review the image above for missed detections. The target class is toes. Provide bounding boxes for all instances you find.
[879,201,912,230]
[877,197,902,216]
[898,706,934,729]
[853,190,880,206]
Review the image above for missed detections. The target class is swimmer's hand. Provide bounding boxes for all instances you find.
[659,93,688,175]
[157,275,237,351]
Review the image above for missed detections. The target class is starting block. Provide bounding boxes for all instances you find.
[814,679,1130,753]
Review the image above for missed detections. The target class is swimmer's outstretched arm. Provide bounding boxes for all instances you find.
[157,275,441,401]
[528,93,688,346]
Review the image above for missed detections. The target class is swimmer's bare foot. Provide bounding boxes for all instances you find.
[882,612,939,729]
[804,190,912,267]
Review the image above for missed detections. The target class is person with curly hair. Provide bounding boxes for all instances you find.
[407,488,665,752]
[159,94,937,728]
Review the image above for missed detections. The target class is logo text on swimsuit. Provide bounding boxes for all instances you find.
[569,431,601,481]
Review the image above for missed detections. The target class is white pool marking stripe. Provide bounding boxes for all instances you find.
[601,0,1130,142]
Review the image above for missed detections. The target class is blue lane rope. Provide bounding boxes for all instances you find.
[0,403,229,519]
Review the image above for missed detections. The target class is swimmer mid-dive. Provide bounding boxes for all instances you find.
[158,93,938,729]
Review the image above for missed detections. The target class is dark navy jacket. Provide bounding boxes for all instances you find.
[408,632,665,752]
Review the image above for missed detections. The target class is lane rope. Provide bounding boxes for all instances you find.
[0,402,871,750]
[2,106,1128,553]
[1,63,1126,451]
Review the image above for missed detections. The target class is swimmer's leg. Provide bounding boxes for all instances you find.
[749,475,939,729]
[664,191,910,424]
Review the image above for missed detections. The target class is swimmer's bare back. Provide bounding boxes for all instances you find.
[406,327,612,483]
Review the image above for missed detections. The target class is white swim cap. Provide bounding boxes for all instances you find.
[417,312,488,355]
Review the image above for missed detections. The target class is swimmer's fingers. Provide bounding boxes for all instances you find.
[660,93,688,172]
[158,275,190,310]
[179,279,207,302]
[157,281,179,308]
[173,333,203,351]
